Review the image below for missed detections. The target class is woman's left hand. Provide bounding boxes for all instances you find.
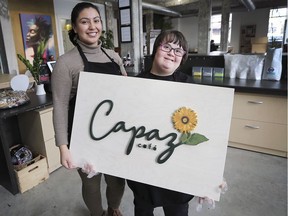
[81,163,99,178]
[196,178,228,212]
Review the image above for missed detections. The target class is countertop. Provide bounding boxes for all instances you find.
[191,77,287,96]
[0,91,53,119]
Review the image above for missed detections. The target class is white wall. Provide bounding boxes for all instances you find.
[171,8,271,53]
[230,8,270,53]
[0,16,18,74]
[172,16,199,52]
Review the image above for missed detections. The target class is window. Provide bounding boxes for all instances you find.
[267,8,287,43]
[210,14,232,45]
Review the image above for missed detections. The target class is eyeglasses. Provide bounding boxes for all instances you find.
[160,43,186,57]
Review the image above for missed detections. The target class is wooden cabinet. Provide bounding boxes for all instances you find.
[229,92,287,157]
[18,106,61,173]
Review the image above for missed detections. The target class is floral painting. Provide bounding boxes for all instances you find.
[19,13,56,64]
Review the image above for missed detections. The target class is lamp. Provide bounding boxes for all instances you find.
[65,23,72,31]
[240,0,255,11]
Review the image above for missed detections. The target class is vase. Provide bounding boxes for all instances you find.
[35,84,46,95]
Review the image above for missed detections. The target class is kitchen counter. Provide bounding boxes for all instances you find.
[144,54,287,96]
[0,91,53,119]
[191,77,287,96]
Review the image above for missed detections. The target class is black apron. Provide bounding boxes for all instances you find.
[67,45,122,144]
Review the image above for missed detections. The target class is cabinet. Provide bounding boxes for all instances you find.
[18,106,61,173]
[0,92,53,194]
[229,92,287,157]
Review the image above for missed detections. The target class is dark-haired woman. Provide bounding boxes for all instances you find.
[51,2,126,216]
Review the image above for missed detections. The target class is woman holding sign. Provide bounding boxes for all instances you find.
[127,31,193,215]
[51,2,126,216]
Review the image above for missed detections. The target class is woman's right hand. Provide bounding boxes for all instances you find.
[59,144,75,169]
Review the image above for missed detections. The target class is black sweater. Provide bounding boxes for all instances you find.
[127,70,194,206]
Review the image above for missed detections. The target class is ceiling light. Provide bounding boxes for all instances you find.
[240,0,256,11]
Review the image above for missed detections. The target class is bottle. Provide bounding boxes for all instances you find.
[123,56,127,66]
[126,52,131,66]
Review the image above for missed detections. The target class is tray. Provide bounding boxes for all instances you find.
[0,90,30,109]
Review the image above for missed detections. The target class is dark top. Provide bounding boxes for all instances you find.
[210,42,218,52]
[138,70,193,83]
[127,70,194,207]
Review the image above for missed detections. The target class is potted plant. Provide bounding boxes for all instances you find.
[17,40,46,95]
[100,30,114,49]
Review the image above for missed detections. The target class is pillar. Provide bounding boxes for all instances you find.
[197,0,212,54]
[220,0,230,52]
[145,10,153,55]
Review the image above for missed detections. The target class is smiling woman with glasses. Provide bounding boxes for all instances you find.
[151,30,189,66]
[127,30,194,216]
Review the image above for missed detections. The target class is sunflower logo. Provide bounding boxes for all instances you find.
[172,107,198,133]
[172,107,208,146]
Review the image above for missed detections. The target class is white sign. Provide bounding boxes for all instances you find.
[70,72,234,201]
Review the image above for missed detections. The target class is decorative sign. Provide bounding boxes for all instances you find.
[70,72,234,201]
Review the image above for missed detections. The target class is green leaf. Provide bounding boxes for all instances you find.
[180,133,190,143]
[100,30,114,49]
[17,40,46,84]
[183,133,209,145]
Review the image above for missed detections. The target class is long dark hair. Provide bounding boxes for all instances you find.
[68,2,101,45]
[151,30,188,65]
[34,16,51,42]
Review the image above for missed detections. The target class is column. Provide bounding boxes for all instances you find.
[145,10,153,55]
[104,2,114,32]
[220,0,230,52]
[197,0,212,54]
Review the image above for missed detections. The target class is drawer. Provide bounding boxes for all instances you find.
[38,107,55,141]
[232,93,287,124]
[45,138,61,173]
[229,118,287,152]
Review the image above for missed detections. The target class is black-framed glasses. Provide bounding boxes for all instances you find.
[160,43,186,57]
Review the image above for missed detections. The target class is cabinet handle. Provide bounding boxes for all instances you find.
[245,125,260,129]
[248,100,263,104]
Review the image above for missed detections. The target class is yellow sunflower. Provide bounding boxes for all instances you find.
[172,107,198,133]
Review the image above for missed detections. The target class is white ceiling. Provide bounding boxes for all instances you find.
[142,0,287,17]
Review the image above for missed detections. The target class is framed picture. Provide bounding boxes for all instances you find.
[47,61,56,72]
[120,26,132,43]
[19,13,56,64]
[120,8,131,25]
[118,0,130,8]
